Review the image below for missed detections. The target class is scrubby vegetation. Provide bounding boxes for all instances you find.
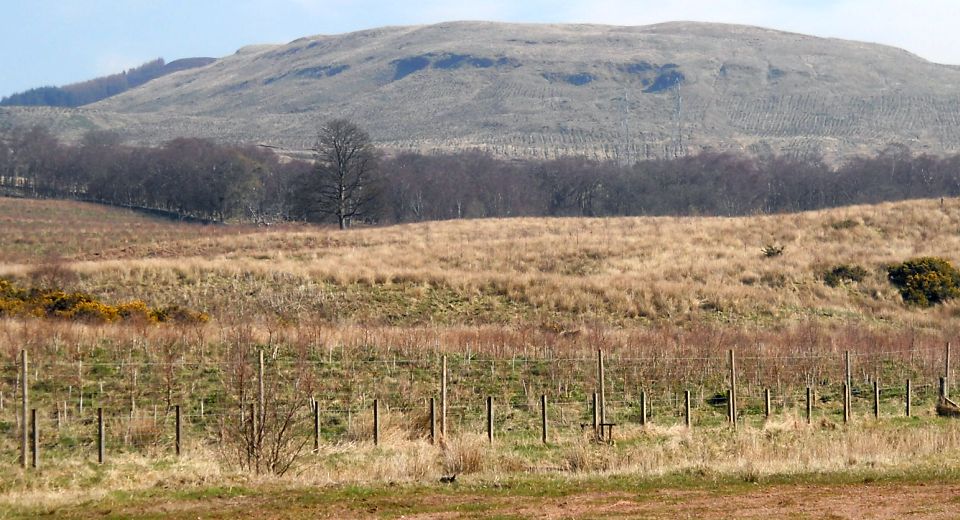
[0,277,207,323]
[0,196,959,516]
[824,264,869,287]
[887,257,960,307]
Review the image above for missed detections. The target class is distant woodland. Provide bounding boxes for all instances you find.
[0,58,215,108]
[2,125,960,225]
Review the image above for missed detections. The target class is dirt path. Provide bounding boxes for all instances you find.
[22,481,960,519]
[502,484,960,519]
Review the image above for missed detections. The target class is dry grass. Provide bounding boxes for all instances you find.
[2,197,960,329]
[3,196,960,510]
[4,419,960,511]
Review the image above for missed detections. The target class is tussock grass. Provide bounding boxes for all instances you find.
[2,196,960,509]
[3,197,960,327]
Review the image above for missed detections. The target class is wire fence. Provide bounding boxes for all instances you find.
[1,342,954,470]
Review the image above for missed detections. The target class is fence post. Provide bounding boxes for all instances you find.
[486,396,493,443]
[313,401,320,453]
[684,390,691,428]
[97,407,105,464]
[441,355,447,439]
[843,383,850,423]
[946,342,952,399]
[729,349,737,428]
[598,350,606,426]
[640,391,648,426]
[906,379,912,417]
[249,403,257,468]
[373,399,379,446]
[20,349,28,470]
[764,388,771,419]
[541,394,548,444]
[591,392,598,438]
[429,397,436,444]
[258,349,265,433]
[31,408,38,469]
[873,381,880,419]
[845,351,851,418]
[175,404,182,456]
[940,377,947,399]
[806,386,812,424]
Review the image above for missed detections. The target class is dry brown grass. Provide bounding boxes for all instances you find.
[4,419,960,510]
[3,197,960,509]
[2,197,960,329]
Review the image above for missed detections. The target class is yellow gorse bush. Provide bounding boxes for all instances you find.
[0,277,207,323]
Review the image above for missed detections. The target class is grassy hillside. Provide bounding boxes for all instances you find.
[5,22,960,160]
[2,196,960,516]
[2,196,959,329]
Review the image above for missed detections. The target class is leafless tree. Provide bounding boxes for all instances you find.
[309,119,380,229]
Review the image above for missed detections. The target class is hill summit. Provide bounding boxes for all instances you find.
[3,21,960,160]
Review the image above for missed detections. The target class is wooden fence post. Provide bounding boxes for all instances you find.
[429,397,436,444]
[373,399,379,446]
[640,391,647,426]
[175,404,182,456]
[845,351,851,419]
[540,395,548,444]
[441,355,447,439]
[843,383,850,423]
[31,408,38,469]
[20,349,27,470]
[249,403,257,468]
[486,396,493,443]
[598,350,606,426]
[729,349,737,428]
[258,349,265,433]
[946,342,952,399]
[764,388,771,419]
[591,392,598,437]
[684,390,691,428]
[873,381,880,419]
[806,386,812,425]
[97,407,105,465]
[313,401,320,453]
[906,379,912,417]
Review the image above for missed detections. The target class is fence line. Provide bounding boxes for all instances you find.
[4,342,955,474]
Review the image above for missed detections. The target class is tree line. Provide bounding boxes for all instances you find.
[2,123,960,226]
[0,58,215,108]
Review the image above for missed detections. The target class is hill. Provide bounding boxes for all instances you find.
[2,21,960,161]
[2,195,960,516]
[0,57,215,108]
[2,195,959,329]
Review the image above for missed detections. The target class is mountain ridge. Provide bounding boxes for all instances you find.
[3,20,960,161]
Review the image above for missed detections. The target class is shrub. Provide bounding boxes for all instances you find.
[824,264,869,287]
[761,244,785,258]
[830,219,860,230]
[68,301,121,322]
[0,278,207,323]
[151,305,210,324]
[117,300,154,322]
[887,257,960,307]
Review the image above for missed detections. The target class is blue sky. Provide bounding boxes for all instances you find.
[2,0,959,97]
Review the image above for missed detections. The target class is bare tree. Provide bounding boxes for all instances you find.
[309,119,380,229]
